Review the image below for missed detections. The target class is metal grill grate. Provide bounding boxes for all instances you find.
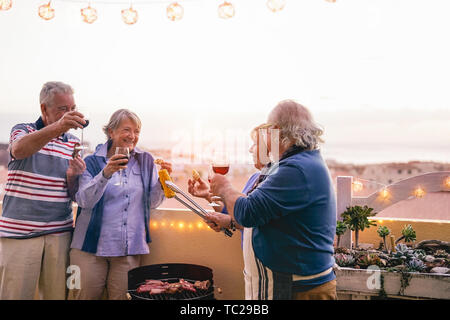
[128,278,214,301]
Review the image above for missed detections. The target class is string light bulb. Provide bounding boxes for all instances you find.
[444,176,450,189]
[218,1,235,19]
[380,187,390,200]
[39,1,55,20]
[352,180,363,193]
[167,2,183,21]
[81,4,97,24]
[121,5,138,25]
[413,186,426,198]
[266,0,286,13]
[0,0,12,11]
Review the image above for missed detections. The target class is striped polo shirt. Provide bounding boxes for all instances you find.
[0,117,79,238]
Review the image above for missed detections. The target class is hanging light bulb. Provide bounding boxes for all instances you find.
[167,2,183,21]
[352,180,363,193]
[81,4,97,24]
[218,1,234,19]
[266,0,286,13]
[121,5,138,25]
[0,0,12,11]
[39,1,55,20]
[413,187,426,198]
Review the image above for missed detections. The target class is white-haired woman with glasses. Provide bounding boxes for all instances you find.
[69,109,172,300]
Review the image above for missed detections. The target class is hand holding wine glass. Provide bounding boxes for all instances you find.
[208,154,230,207]
[102,153,129,180]
[71,108,90,158]
[113,147,130,186]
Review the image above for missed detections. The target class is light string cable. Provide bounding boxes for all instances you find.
[353,178,387,188]
[51,0,200,5]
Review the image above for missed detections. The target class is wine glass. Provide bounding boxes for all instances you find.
[114,147,130,186]
[208,154,230,207]
[72,108,90,158]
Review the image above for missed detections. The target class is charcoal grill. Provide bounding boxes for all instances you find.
[127,263,215,300]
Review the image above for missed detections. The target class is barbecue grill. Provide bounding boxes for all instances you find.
[127,263,215,300]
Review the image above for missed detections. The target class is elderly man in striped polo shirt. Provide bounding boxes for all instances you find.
[0,81,87,300]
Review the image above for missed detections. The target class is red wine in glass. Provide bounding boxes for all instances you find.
[114,147,130,186]
[212,166,229,175]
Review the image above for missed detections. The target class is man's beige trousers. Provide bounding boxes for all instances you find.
[0,232,72,300]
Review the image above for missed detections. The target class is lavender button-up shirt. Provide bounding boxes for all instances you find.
[71,143,165,257]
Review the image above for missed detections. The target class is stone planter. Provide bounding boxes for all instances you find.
[336,267,450,300]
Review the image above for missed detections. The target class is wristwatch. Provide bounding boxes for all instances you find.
[229,219,237,232]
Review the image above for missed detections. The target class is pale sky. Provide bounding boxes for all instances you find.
[0,0,449,164]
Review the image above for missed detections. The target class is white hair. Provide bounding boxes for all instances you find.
[268,99,324,150]
[39,81,74,106]
[103,109,142,140]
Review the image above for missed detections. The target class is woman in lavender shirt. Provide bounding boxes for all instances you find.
[69,109,172,300]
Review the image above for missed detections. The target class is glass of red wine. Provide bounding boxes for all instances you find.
[208,155,230,207]
[73,109,90,158]
[114,147,130,186]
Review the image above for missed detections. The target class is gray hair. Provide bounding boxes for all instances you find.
[39,81,74,106]
[268,99,324,150]
[103,109,142,140]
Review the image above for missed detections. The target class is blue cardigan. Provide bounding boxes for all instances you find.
[77,143,154,254]
[234,149,337,277]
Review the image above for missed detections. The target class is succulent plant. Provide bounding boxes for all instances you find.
[406,259,426,272]
[357,253,383,269]
[377,226,390,238]
[413,249,427,261]
[334,253,356,267]
[377,226,391,251]
[335,221,348,248]
[392,244,416,261]
[395,224,417,244]
[341,205,377,248]
[434,249,449,258]
[335,247,351,255]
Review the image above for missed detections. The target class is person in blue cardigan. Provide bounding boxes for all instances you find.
[208,100,337,300]
[69,109,172,300]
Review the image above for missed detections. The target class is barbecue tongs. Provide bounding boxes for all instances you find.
[158,169,233,237]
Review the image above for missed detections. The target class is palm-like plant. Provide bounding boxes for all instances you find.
[396,224,416,244]
[335,221,348,248]
[377,226,391,252]
[341,205,377,249]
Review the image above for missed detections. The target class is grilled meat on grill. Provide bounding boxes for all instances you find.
[193,280,211,290]
[136,279,211,295]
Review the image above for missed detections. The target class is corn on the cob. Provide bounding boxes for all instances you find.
[158,169,176,198]
[192,169,200,181]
